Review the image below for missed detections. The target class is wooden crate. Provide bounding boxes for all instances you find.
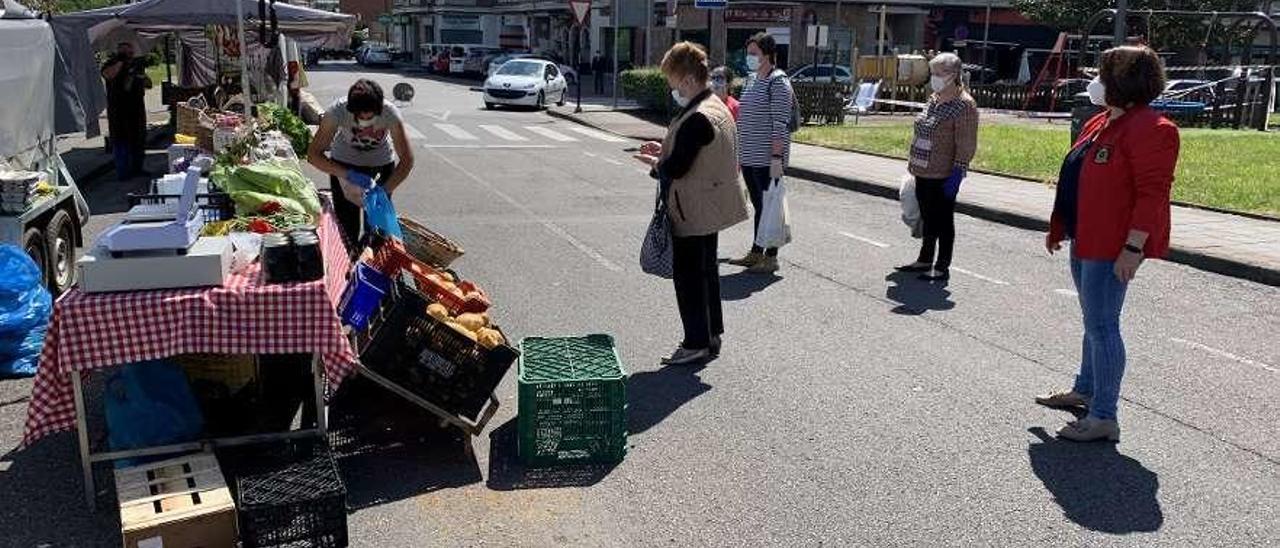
[115,452,238,548]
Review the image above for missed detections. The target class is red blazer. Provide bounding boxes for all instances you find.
[1050,106,1180,260]
[725,95,740,122]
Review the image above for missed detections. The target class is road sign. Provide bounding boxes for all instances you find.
[806,25,829,48]
[377,14,392,26]
[569,0,591,26]
[695,0,727,9]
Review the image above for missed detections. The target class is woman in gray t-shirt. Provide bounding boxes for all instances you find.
[306,79,416,247]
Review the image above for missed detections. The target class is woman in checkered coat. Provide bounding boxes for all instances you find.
[895,53,979,282]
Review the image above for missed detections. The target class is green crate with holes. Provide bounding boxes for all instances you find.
[517,335,627,467]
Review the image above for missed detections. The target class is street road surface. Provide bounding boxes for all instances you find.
[0,62,1277,547]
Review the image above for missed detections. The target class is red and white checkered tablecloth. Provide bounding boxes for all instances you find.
[21,202,358,447]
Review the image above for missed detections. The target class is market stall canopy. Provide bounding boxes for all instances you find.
[51,0,354,136]
[0,0,87,159]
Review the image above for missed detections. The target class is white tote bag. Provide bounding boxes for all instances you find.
[754,178,792,249]
[899,174,923,239]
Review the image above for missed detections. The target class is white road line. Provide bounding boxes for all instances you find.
[634,168,651,176]
[427,149,624,273]
[582,151,598,158]
[601,157,624,166]
[838,231,890,248]
[433,123,478,140]
[1054,289,1078,297]
[422,144,555,149]
[402,123,426,140]
[565,125,627,142]
[524,126,578,142]
[1170,338,1278,374]
[479,124,528,141]
[951,267,1010,286]
[424,109,452,121]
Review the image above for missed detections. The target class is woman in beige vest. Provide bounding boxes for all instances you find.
[634,42,750,365]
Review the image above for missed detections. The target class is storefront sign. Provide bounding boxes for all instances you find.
[695,0,727,9]
[441,15,481,30]
[724,7,791,24]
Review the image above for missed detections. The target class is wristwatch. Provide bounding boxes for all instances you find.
[1124,243,1143,254]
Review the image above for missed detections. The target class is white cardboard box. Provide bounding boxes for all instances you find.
[78,236,232,293]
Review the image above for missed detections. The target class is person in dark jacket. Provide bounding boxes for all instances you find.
[1037,45,1180,442]
[633,42,750,365]
[591,51,606,94]
[101,42,152,180]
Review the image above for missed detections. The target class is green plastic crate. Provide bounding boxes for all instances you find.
[518,335,627,467]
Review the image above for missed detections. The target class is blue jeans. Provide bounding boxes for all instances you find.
[1069,252,1130,420]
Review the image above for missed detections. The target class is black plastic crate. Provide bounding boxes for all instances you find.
[126,191,236,224]
[357,280,518,420]
[221,439,348,548]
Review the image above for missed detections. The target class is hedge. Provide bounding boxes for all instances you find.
[621,66,748,114]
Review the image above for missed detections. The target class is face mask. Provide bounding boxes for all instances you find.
[671,88,690,108]
[930,75,952,93]
[1087,77,1107,107]
[354,117,376,128]
[745,54,761,71]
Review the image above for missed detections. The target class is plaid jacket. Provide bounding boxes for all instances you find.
[908,93,979,179]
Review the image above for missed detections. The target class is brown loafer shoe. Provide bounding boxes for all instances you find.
[728,251,764,267]
[1035,390,1090,409]
[1056,417,1120,442]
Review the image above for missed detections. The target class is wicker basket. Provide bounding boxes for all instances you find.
[176,99,208,136]
[399,216,464,268]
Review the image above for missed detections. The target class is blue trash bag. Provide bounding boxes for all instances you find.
[363,187,403,240]
[104,359,205,466]
[0,245,52,379]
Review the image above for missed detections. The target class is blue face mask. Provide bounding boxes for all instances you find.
[746,54,761,71]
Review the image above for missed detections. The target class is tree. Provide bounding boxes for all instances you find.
[1012,0,1267,53]
[29,0,125,14]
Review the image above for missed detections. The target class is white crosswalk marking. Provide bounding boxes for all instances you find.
[433,123,478,140]
[523,126,578,142]
[402,123,426,140]
[565,126,627,142]
[479,125,528,142]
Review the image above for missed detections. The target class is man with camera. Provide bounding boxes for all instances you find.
[101,41,152,180]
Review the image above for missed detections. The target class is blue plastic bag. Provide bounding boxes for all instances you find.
[0,245,52,378]
[363,187,403,240]
[104,359,205,466]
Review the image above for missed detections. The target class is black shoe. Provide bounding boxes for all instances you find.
[919,268,950,282]
[895,262,931,273]
[710,336,722,357]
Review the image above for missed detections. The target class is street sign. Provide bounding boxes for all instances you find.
[569,0,591,27]
[695,0,727,9]
[806,25,829,48]
[377,14,392,26]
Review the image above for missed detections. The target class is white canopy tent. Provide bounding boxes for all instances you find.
[51,0,354,136]
[0,0,86,160]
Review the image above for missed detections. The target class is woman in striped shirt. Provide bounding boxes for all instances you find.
[728,32,794,274]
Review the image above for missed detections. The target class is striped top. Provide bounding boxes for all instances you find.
[737,69,794,168]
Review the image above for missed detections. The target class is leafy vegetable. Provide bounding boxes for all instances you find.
[258,102,312,157]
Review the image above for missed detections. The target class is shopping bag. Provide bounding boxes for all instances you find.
[753,178,792,249]
[899,174,922,239]
[363,186,404,240]
[640,182,674,279]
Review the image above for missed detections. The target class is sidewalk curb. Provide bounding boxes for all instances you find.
[547,109,660,141]
[547,109,1280,287]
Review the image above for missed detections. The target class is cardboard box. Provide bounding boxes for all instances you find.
[115,452,238,548]
[78,236,232,293]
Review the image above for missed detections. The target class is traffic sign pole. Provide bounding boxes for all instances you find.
[569,0,591,113]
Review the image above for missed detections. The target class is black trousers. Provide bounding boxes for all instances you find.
[741,165,779,257]
[594,72,605,94]
[672,232,723,349]
[329,160,396,250]
[914,176,956,269]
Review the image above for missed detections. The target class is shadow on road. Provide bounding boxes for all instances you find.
[627,364,712,436]
[1027,427,1164,534]
[0,437,119,546]
[486,419,619,490]
[326,377,482,510]
[884,271,955,315]
[720,270,782,301]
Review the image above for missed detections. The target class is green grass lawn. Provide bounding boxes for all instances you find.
[145,63,175,86]
[795,122,1280,217]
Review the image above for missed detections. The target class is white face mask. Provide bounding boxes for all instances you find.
[930,74,952,93]
[354,116,376,128]
[1087,77,1107,107]
[745,54,761,71]
[671,88,690,108]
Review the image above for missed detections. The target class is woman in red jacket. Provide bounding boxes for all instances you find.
[1037,45,1180,442]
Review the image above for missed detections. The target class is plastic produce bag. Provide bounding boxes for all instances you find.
[899,174,922,239]
[0,245,52,378]
[754,178,792,249]
[363,186,403,240]
[104,359,204,466]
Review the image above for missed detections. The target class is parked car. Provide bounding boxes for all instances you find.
[789,64,853,84]
[1164,79,1216,104]
[463,47,502,76]
[483,59,569,110]
[359,44,393,67]
[487,52,533,77]
[449,45,488,74]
